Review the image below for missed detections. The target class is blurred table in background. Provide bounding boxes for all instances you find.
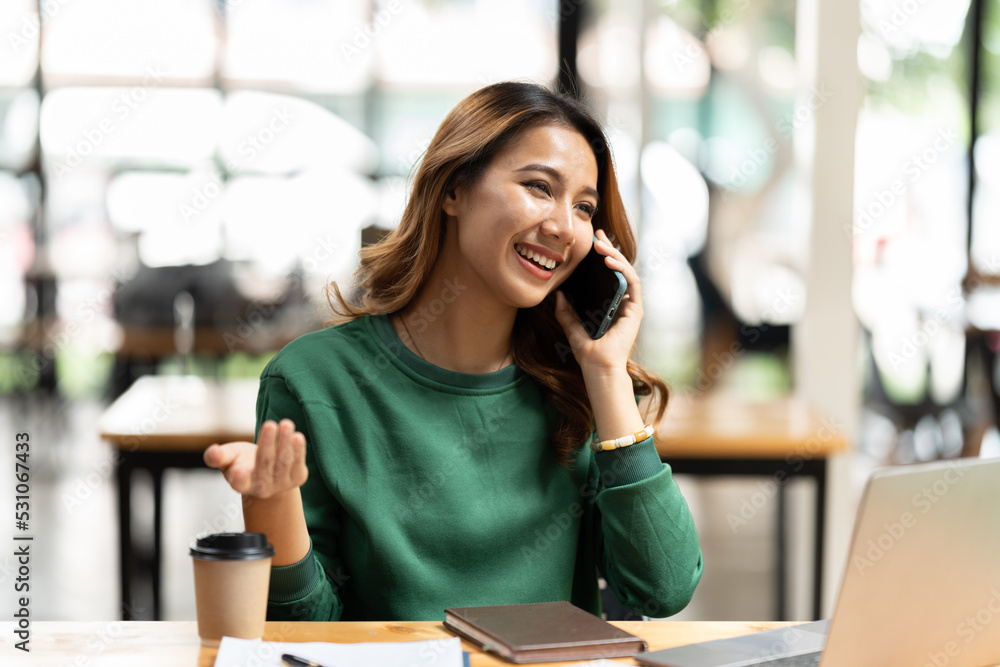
[99,377,848,622]
[111,323,299,397]
[656,393,848,621]
[99,375,258,620]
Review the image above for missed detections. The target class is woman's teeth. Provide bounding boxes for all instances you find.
[515,243,558,270]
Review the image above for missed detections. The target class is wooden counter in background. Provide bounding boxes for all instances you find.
[100,377,848,621]
[655,393,848,620]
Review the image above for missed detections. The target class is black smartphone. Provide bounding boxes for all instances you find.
[559,238,627,340]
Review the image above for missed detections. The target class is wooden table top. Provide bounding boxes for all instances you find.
[20,620,803,666]
[99,376,847,460]
[655,393,848,459]
[98,375,259,451]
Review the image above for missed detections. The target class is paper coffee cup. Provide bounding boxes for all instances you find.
[190,532,274,647]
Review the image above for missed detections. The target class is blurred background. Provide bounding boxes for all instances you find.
[0,0,998,627]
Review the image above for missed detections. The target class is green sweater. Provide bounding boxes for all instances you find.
[256,314,702,621]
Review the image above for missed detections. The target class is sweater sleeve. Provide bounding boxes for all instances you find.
[255,373,346,622]
[590,438,704,618]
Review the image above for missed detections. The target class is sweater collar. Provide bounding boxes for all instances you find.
[369,314,522,390]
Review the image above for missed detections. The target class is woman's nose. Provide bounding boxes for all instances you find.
[540,202,574,241]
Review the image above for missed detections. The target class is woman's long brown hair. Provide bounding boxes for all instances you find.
[327,81,669,464]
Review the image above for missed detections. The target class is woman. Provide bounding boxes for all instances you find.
[204,81,703,622]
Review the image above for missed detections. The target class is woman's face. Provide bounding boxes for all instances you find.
[442,123,600,310]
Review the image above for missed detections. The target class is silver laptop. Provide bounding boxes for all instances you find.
[638,457,1000,667]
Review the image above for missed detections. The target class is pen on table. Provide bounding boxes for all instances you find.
[281,653,332,667]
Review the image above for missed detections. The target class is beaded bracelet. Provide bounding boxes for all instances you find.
[590,424,655,452]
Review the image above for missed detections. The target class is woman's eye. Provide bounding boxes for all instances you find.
[524,181,551,195]
[577,203,597,219]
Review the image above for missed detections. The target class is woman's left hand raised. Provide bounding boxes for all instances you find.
[554,228,643,375]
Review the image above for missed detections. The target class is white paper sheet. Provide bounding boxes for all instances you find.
[213,636,464,667]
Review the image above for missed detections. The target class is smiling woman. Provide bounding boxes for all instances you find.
[203,81,704,623]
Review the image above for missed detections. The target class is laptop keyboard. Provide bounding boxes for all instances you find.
[755,653,821,666]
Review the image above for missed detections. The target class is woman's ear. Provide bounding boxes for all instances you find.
[442,185,465,217]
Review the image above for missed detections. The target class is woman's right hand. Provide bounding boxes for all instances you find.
[203,418,308,499]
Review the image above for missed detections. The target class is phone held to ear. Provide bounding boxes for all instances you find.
[560,237,627,340]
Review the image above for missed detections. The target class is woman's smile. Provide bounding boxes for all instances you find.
[513,242,564,280]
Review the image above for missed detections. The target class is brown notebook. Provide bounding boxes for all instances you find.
[443,601,648,663]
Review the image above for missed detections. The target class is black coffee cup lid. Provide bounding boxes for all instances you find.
[189,532,274,561]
